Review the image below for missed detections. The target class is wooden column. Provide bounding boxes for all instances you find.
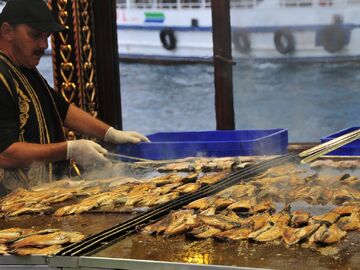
[211,0,235,130]
[92,0,122,129]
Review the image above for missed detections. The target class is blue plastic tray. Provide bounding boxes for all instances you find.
[116,129,288,160]
[320,127,360,156]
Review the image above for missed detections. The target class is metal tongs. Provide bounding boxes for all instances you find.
[299,128,360,164]
[104,152,177,165]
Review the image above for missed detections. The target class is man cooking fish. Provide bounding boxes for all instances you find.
[0,0,149,194]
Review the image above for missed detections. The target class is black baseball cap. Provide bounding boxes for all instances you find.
[0,0,65,33]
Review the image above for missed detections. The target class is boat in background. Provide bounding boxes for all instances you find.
[1,0,360,63]
[116,0,360,63]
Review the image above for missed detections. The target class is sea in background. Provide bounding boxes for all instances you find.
[38,56,359,143]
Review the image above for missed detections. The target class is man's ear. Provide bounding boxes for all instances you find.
[0,22,15,40]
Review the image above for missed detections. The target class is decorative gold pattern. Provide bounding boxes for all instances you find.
[50,0,98,139]
[75,0,98,118]
[14,80,31,131]
[0,52,56,185]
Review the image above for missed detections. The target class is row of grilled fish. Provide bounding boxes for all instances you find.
[54,172,228,216]
[0,228,84,256]
[1,159,359,220]
[142,201,360,249]
[155,156,258,173]
[211,162,360,207]
[0,170,229,217]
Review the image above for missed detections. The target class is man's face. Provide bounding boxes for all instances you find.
[10,24,50,68]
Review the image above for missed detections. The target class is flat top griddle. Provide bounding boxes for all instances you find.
[92,221,360,270]
[0,213,136,237]
[1,154,360,270]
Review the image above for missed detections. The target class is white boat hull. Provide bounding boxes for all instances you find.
[116,2,360,63]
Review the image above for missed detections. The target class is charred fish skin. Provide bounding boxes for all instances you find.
[141,215,173,235]
[12,244,63,256]
[309,212,340,226]
[185,196,216,210]
[188,225,222,239]
[11,231,73,249]
[314,224,347,245]
[198,215,241,231]
[290,210,311,228]
[163,210,199,236]
[214,227,253,241]
[283,224,320,246]
[337,211,360,231]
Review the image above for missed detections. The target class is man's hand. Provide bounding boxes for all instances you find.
[67,139,109,167]
[104,127,150,144]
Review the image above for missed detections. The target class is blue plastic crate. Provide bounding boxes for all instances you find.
[116,129,288,160]
[320,127,360,156]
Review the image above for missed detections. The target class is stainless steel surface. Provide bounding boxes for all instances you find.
[0,255,47,266]
[0,213,136,237]
[1,153,359,270]
[90,230,360,270]
[49,256,269,270]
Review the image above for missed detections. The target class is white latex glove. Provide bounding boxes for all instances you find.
[104,127,150,144]
[67,139,110,167]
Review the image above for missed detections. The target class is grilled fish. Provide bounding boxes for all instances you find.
[197,172,227,185]
[0,228,23,240]
[65,232,85,243]
[309,212,340,226]
[199,206,217,216]
[242,213,270,231]
[337,211,360,231]
[188,225,222,239]
[14,244,63,256]
[332,188,354,205]
[11,232,72,249]
[251,224,288,242]
[0,244,8,255]
[148,174,181,186]
[227,199,254,214]
[228,184,256,199]
[249,206,292,241]
[215,227,252,241]
[213,197,236,210]
[252,200,275,214]
[174,183,201,194]
[314,224,347,245]
[331,205,358,216]
[154,192,179,205]
[164,210,199,235]
[198,214,241,230]
[185,196,216,210]
[40,193,75,204]
[157,162,194,172]
[152,182,182,195]
[291,210,311,227]
[180,173,199,183]
[142,215,173,235]
[247,223,273,240]
[224,210,245,224]
[7,205,53,217]
[283,224,320,245]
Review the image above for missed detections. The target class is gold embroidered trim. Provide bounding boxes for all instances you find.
[0,52,52,183]
[14,80,31,131]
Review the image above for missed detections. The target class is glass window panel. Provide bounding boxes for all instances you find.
[231,0,360,142]
[115,0,215,134]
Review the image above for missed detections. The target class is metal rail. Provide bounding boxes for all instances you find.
[58,153,298,257]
